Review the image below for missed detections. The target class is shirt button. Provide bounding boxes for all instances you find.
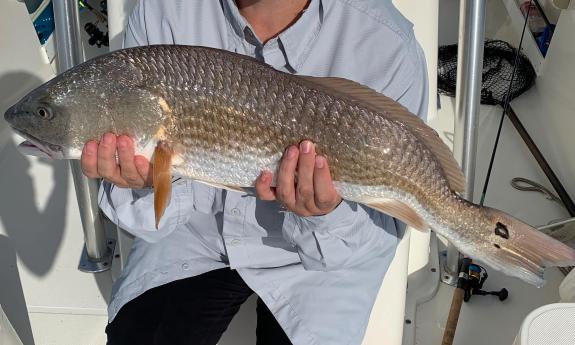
[230,239,242,246]
[182,263,189,270]
[230,208,241,216]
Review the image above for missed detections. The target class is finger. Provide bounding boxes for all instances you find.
[81,141,100,178]
[134,155,153,187]
[97,133,128,186]
[275,145,298,208]
[117,135,146,188]
[295,140,318,211]
[255,170,276,201]
[313,155,341,212]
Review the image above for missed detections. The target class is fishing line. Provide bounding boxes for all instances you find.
[478,2,532,206]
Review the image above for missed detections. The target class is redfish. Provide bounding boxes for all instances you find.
[5,45,574,286]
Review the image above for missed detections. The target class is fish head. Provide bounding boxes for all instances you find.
[474,207,575,287]
[4,51,163,159]
[4,80,78,159]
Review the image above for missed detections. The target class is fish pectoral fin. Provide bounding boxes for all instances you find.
[153,141,173,229]
[365,199,429,231]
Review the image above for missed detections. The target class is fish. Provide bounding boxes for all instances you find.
[4,44,575,287]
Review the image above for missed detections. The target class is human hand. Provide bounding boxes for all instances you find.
[81,133,152,188]
[255,140,342,217]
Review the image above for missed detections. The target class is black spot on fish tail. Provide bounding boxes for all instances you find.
[495,222,510,239]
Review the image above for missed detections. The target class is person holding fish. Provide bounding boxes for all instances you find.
[1,0,570,344]
[0,0,506,343]
[75,0,423,344]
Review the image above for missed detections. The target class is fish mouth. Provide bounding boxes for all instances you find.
[11,127,62,159]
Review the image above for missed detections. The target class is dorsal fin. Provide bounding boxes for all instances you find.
[298,76,465,193]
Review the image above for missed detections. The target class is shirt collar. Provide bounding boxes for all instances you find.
[221,0,323,72]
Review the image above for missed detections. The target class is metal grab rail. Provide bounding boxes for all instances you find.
[53,0,113,272]
[443,0,487,283]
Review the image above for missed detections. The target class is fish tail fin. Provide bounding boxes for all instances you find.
[512,223,575,267]
[484,208,575,286]
[507,230,575,287]
[153,141,173,229]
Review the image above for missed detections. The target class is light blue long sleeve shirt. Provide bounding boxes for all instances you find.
[98,1,428,344]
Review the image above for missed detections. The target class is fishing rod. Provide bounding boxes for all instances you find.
[78,0,107,22]
[479,9,532,209]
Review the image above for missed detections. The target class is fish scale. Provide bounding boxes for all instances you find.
[5,44,575,287]
[129,47,443,192]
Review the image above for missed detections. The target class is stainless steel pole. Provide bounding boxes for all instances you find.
[53,0,83,72]
[53,0,111,271]
[445,0,486,280]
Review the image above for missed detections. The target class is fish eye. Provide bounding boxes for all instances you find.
[36,106,53,119]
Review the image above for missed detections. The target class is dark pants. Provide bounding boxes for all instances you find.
[106,268,292,345]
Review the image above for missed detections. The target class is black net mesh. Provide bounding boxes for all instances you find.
[438,40,536,106]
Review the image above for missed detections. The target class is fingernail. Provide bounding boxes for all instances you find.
[301,141,312,154]
[315,155,325,169]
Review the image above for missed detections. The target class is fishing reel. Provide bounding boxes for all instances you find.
[85,22,108,47]
[79,0,109,47]
[463,263,508,302]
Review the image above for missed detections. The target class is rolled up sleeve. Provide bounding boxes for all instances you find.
[282,200,396,271]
